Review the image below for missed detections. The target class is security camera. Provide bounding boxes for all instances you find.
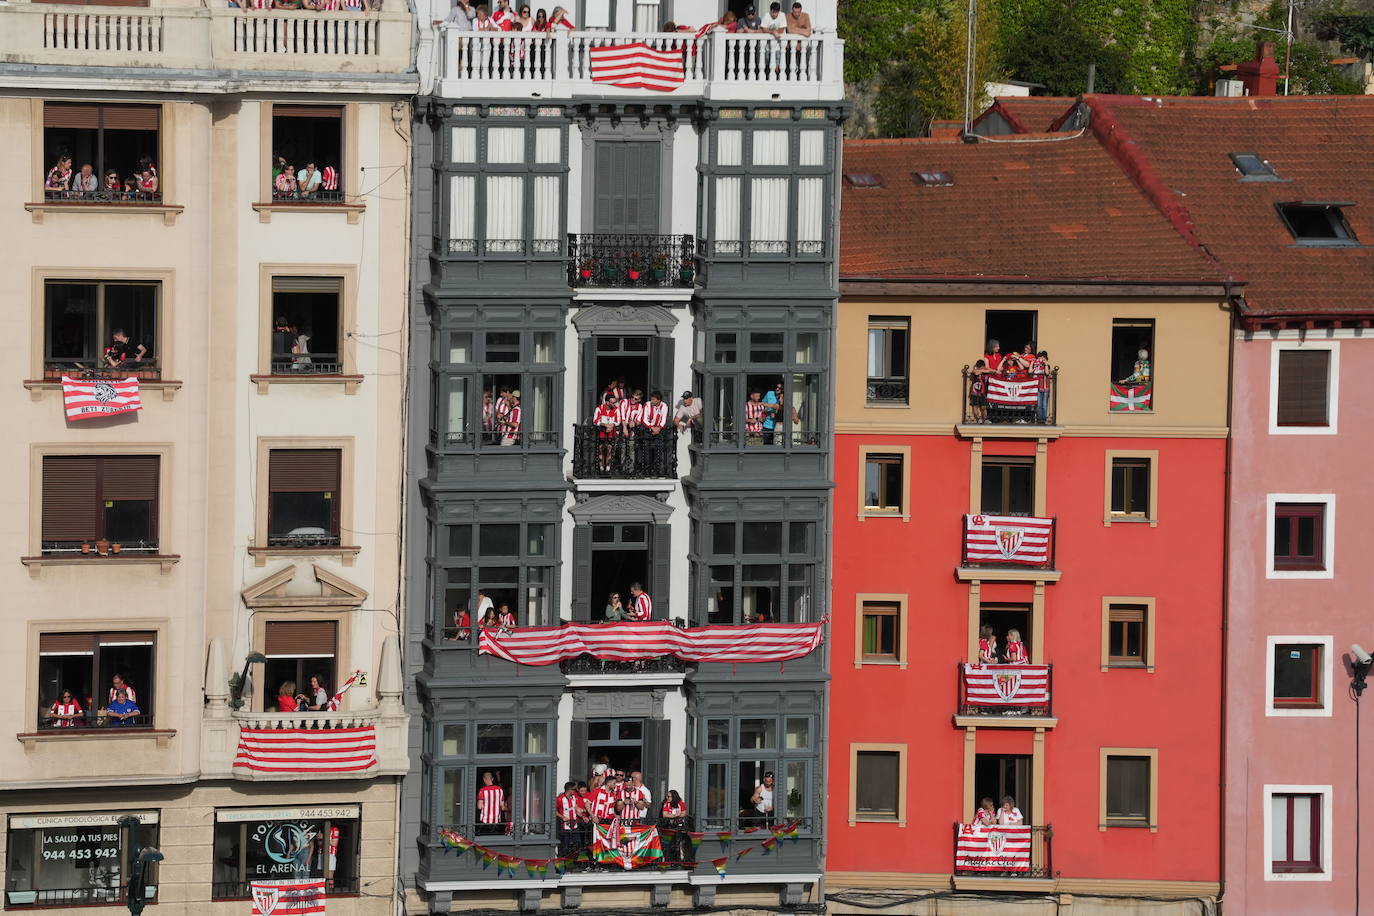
[1354,644,1373,666]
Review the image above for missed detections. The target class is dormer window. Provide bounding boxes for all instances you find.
[1276,202,1358,246]
[913,171,953,187]
[1229,152,1278,181]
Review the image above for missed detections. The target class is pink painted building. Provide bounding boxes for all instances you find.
[1074,94,1374,913]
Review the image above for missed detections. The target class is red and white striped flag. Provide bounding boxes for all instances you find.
[233,726,377,774]
[589,42,686,91]
[962,664,1050,706]
[955,824,1031,873]
[985,375,1038,406]
[61,376,142,420]
[964,514,1053,566]
[479,620,824,666]
[325,669,363,711]
[251,878,326,915]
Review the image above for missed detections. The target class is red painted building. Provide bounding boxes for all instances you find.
[825,135,1231,910]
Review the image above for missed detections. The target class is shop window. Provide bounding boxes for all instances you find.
[44,281,160,380]
[211,808,359,898]
[261,621,337,713]
[5,813,158,908]
[271,105,344,202]
[270,278,342,375]
[267,449,341,548]
[37,631,155,730]
[43,103,160,202]
[41,456,159,555]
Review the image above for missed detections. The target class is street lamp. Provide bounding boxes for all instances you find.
[228,652,268,710]
[116,816,162,916]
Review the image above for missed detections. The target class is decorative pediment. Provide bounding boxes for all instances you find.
[572,304,678,338]
[569,492,674,524]
[241,563,369,611]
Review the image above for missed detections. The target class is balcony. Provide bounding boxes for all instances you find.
[953,823,1053,880]
[956,663,1056,727]
[568,234,695,289]
[0,6,415,82]
[866,376,908,405]
[436,29,843,101]
[42,189,162,206]
[958,514,1057,579]
[559,654,688,676]
[961,367,1059,427]
[270,354,344,376]
[44,362,162,382]
[571,425,678,480]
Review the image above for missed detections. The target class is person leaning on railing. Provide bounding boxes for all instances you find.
[106,689,141,726]
[48,690,84,728]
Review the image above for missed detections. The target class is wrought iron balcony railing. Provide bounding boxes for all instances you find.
[42,189,163,204]
[957,662,1053,718]
[270,354,342,375]
[568,234,695,288]
[39,712,153,731]
[953,822,1052,878]
[560,654,688,675]
[866,376,909,404]
[212,878,358,901]
[571,424,678,479]
[962,366,1059,426]
[44,361,162,381]
[266,530,342,549]
[5,884,155,908]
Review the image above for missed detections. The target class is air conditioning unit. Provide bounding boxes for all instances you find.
[1215,79,1246,97]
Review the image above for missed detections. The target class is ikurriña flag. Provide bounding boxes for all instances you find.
[1109,383,1152,411]
[61,376,142,420]
[250,878,325,915]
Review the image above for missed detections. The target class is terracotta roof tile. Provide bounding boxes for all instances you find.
[974,96,1079,134]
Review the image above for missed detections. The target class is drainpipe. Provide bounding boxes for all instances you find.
[1218,281,1239,908]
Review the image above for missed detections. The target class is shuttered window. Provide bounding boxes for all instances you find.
[267,449,342,546]
[41,455,160,550]
[1105,755,1152,823]
[854,751,900,818]
[1276,349,1331,426]
[263,621,338,658]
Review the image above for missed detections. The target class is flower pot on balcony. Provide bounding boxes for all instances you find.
[580,269,593,279]
[80,542,91,555]
[111,543,122,555]
[95,539,110,556]
[651,268,667,281]
[628,269,642,281]
[679,268,695,282]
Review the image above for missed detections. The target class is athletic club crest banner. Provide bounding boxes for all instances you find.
[591,821,664,869]
[985,375,1039,406]
[963,514,1053,566]
[61,376,143,420]
[962,664,1050,707]
[1109,383,1153,412]
[955,824,1031,873]
[250,878,326,914]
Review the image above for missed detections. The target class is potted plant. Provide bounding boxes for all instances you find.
[95,539,110,556]
[679,257,695,283]
[111,543,122,555]
[578,258,596,280]
[80,542,91,555]
[627,252,645,281]
[650,253,668,281]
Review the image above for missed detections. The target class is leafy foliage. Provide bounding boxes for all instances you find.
[1001,3,1132,94]
[1311,11,1374,60]
[1192,2,1364,95]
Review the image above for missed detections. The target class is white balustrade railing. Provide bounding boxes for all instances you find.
[231,11,380,57]
[43,12,163,53]
[231,710,380,730]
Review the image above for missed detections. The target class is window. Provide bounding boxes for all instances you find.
[5,812,158,908]
[981,456,1033,516]
[212,808,359,898]
[446,120,564,255]
[1101,750,1157,828]
[1276,349,1331,427]
[851,747,904,823]
[1272,643,1322,708]
[431,713,556,840]
[1276,202,1357,245]
[863,454,904,513]
[703,520,817,625]
[440,520,559,635]
[261,621,337,712]
[41,455,160,554]
[271,105,344,201]
[1110,457,1150,518]
[706,325,824,450]
[1272,503,1325,571]
[860,601,900,662]
[270,277,342,375]
[1229,152,1278,180]
[43,103,161,203]
[1110,319,1155,392]
[37,631,155,730]
[44,280,160,380]
[267,449,341,548]
[1270,793,1321,874]
[913,170,954,187]
[439,325,562,450]
[843,172,883,188]
[711,127,830,256]
[1106,604,1148,667]
[693,712,818,831]
[866,317,909,404]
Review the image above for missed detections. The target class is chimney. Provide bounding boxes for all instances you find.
[1236,40,1279,96]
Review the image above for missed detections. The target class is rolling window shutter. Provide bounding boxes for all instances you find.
[40,633,97,654]
[1109,605,1145,623]
[271,276,344,295]
[42,456,99,542]
[651,523,671,620]
[263,621,338,657]
[100,105,160,131]
[571,525,592,622]
[269,449,341,492]
[273,105,344,119]
[100,456,160,501]
[1277,350,1329,425]
[44,103,101,129]
[99,632,156,646]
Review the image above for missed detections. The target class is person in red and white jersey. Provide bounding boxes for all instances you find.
[497,603,517,630]
[491,0,514,28]
[972,797,998,831]
[584,781,615,823]
[449,606,471,641]
[500,392,522,446]
[492,387,512,440]
[49,690,83,728]
[997,795,1024,826]
[476,770,508,834]
[108,673,137,706]
[1003,628,1027,664]
[328,824,340,871]
[620,771,652,823]
[557,781,583,856]
[660,789,689,863]
[593,394,621,472]
[977,625,998,666]
[628,582,652,621]
[473,4,501,30]
[548,5,574,29]
[744,389,767,444]
[618,390,644,434]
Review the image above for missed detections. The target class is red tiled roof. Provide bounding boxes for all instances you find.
[839,135,1225,284]
[1080,94,1374,317]
[974,96,1078,134]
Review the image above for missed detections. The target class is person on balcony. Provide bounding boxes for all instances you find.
[498,603,517,630]
[968,359,990,424]
[301,674,330,710]
[585,778,614,827]
[71,163,98,195]
[434,0,474,29]
[673,390,702,431]
[45,156,72,194]
[547,5,574,29]
[1120,348,1151,385]
[1031,350,1051,423]
[759,2,787,70]
[491,0,514,28]
[103,329,148,369]
[744,389,767,445]
[786,2,811,35]
[972,797,998,831]
[500,390,522,446]
[477,770,509,835]
[557,782,583,856]
[106,689,141,726]
[982,339,1003,371]
[1004,629,1028,665]
[48,690,83,728]
[660,790,690,862]
[108,673,137,706]
[475,588,494,620]
[138,166,159,196]
[738,4,762,30]
[603,592,630,622]
[622,772,652,823]
[642,391,670,469]
[276,680,300,712]
[629,582,652,621]
[494,386,513,437]
[594,394,621,472]
[978,625,998,666]
[275,163,298,199]
[516,4,532,31]
[998,796,1024,826]
[473,4,500,30]
[532,7,548,29]
[449,605,471,640]
[480,607,500,630]
[749,771,776,827]
[297,162,324,200]
[103,170,122,196]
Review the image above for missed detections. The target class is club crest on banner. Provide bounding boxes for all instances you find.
[251,886,280,915]
[987,830,1006,856]
[996,528,1023,558]
[994,673,1021,701]
[93,382,119,403]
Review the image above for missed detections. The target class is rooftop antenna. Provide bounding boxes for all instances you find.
[1086,61,1096,94]
[1248,0,1297,95]
[961,0,977,135]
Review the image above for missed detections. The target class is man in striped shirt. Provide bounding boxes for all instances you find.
[628,582,652,621]
[744,389,767,445]
[557,782,583,856]
[500,391,522,446]
[584,781,615,823]
[476,770,508,835]
[621,771,652,823]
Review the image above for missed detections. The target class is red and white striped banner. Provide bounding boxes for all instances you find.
[962,664,1049,706]
[589,42,686,91]
[326,670,363,711]
[61,376,142,420]
[985,375,1038,406]
[479,620,824,666]
[963,514,1053,566]
[251,878,326,915]
[955,824,1031,873]
[233,726,377,774]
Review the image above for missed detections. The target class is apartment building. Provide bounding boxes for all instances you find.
[825,135,1231,912]
[402,2,844,912]
[0,2,414,912]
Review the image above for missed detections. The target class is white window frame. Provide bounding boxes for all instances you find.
[1265,635,1333,717]
[1265,493,1335,580]
[1268,339,1339,436]
[1263,784,1332,881]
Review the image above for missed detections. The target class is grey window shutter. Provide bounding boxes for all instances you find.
[650,336,675,403]
[634,142,661,234]
[581,338,598,421]
[593,143,614,233]
[642,718,671,810]
[570,719,589,786]
[652,523,671,620]
[571,525,592,622]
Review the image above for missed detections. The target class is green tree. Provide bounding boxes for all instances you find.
[838,0,921,83]
[1001,3,1131,94]
[1193,2,1363,95]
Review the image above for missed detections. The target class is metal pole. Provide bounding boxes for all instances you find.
[962,0,977,134]
[1284,0,1293,96]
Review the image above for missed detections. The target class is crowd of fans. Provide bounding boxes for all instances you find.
[46,673,143,728]
[433,0,814,37]
[45,155,158,201]
[228,0,382,12]
[272,156,340,201]
[967,338,1053,424]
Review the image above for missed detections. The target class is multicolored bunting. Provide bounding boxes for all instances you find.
[716,831,733,848]
[689,833,704,852]
[712,856,730,878]
[761,836,778,855]
[1109,383,1153,411]
[480,848,497,869]
[735,844,755,861]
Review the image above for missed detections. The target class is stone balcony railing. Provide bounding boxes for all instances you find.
[0,4,414,79]
[436,28,844,101]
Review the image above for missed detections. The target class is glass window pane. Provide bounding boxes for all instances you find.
[739,718,776,750]
[1292,795,1312,859]
[1274,645,1317,700]
[451,126,477,163]
[706,719,730,750]
[795,332,819,364]
[798,130,824,166]
[442,724,466,756]
[534,127,561,164]
[524,764,548,826]
[717,129,742,166]
[477,723,514,755]
[592,525,615,544]
[618,721,642,740]
[752,130,789,166]
[478,566,518,584]
[785,760,806,818]
[749,332,785,363]
[587,721,611,741]
[528,375,556,437]
[706,763,729,823]
[1130,463,1149,513]
[1274,516,1292,557]
[485,332,520,362]
[1270,795,1287,860]
[442,769,464,824]
[448,525,471,557]
[791,374,818,444]
[712,523,735,555]
[445,376,467,441]
[487,127,525,164]
[480,524,520,556]
[788,522,809,554]
[742,522,782,554]
[525,722,549,754]
[532,331,556,364]
[527,524,549,556]
[785,717,809,749]
[621,524,646,543]
[1297,516,1316,556]
[447,332,472,363]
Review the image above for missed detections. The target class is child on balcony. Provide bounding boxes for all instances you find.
[1004,629,1028,664]
[969,359,990,424]
[978,625,998,665]
[972,797,998,831]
